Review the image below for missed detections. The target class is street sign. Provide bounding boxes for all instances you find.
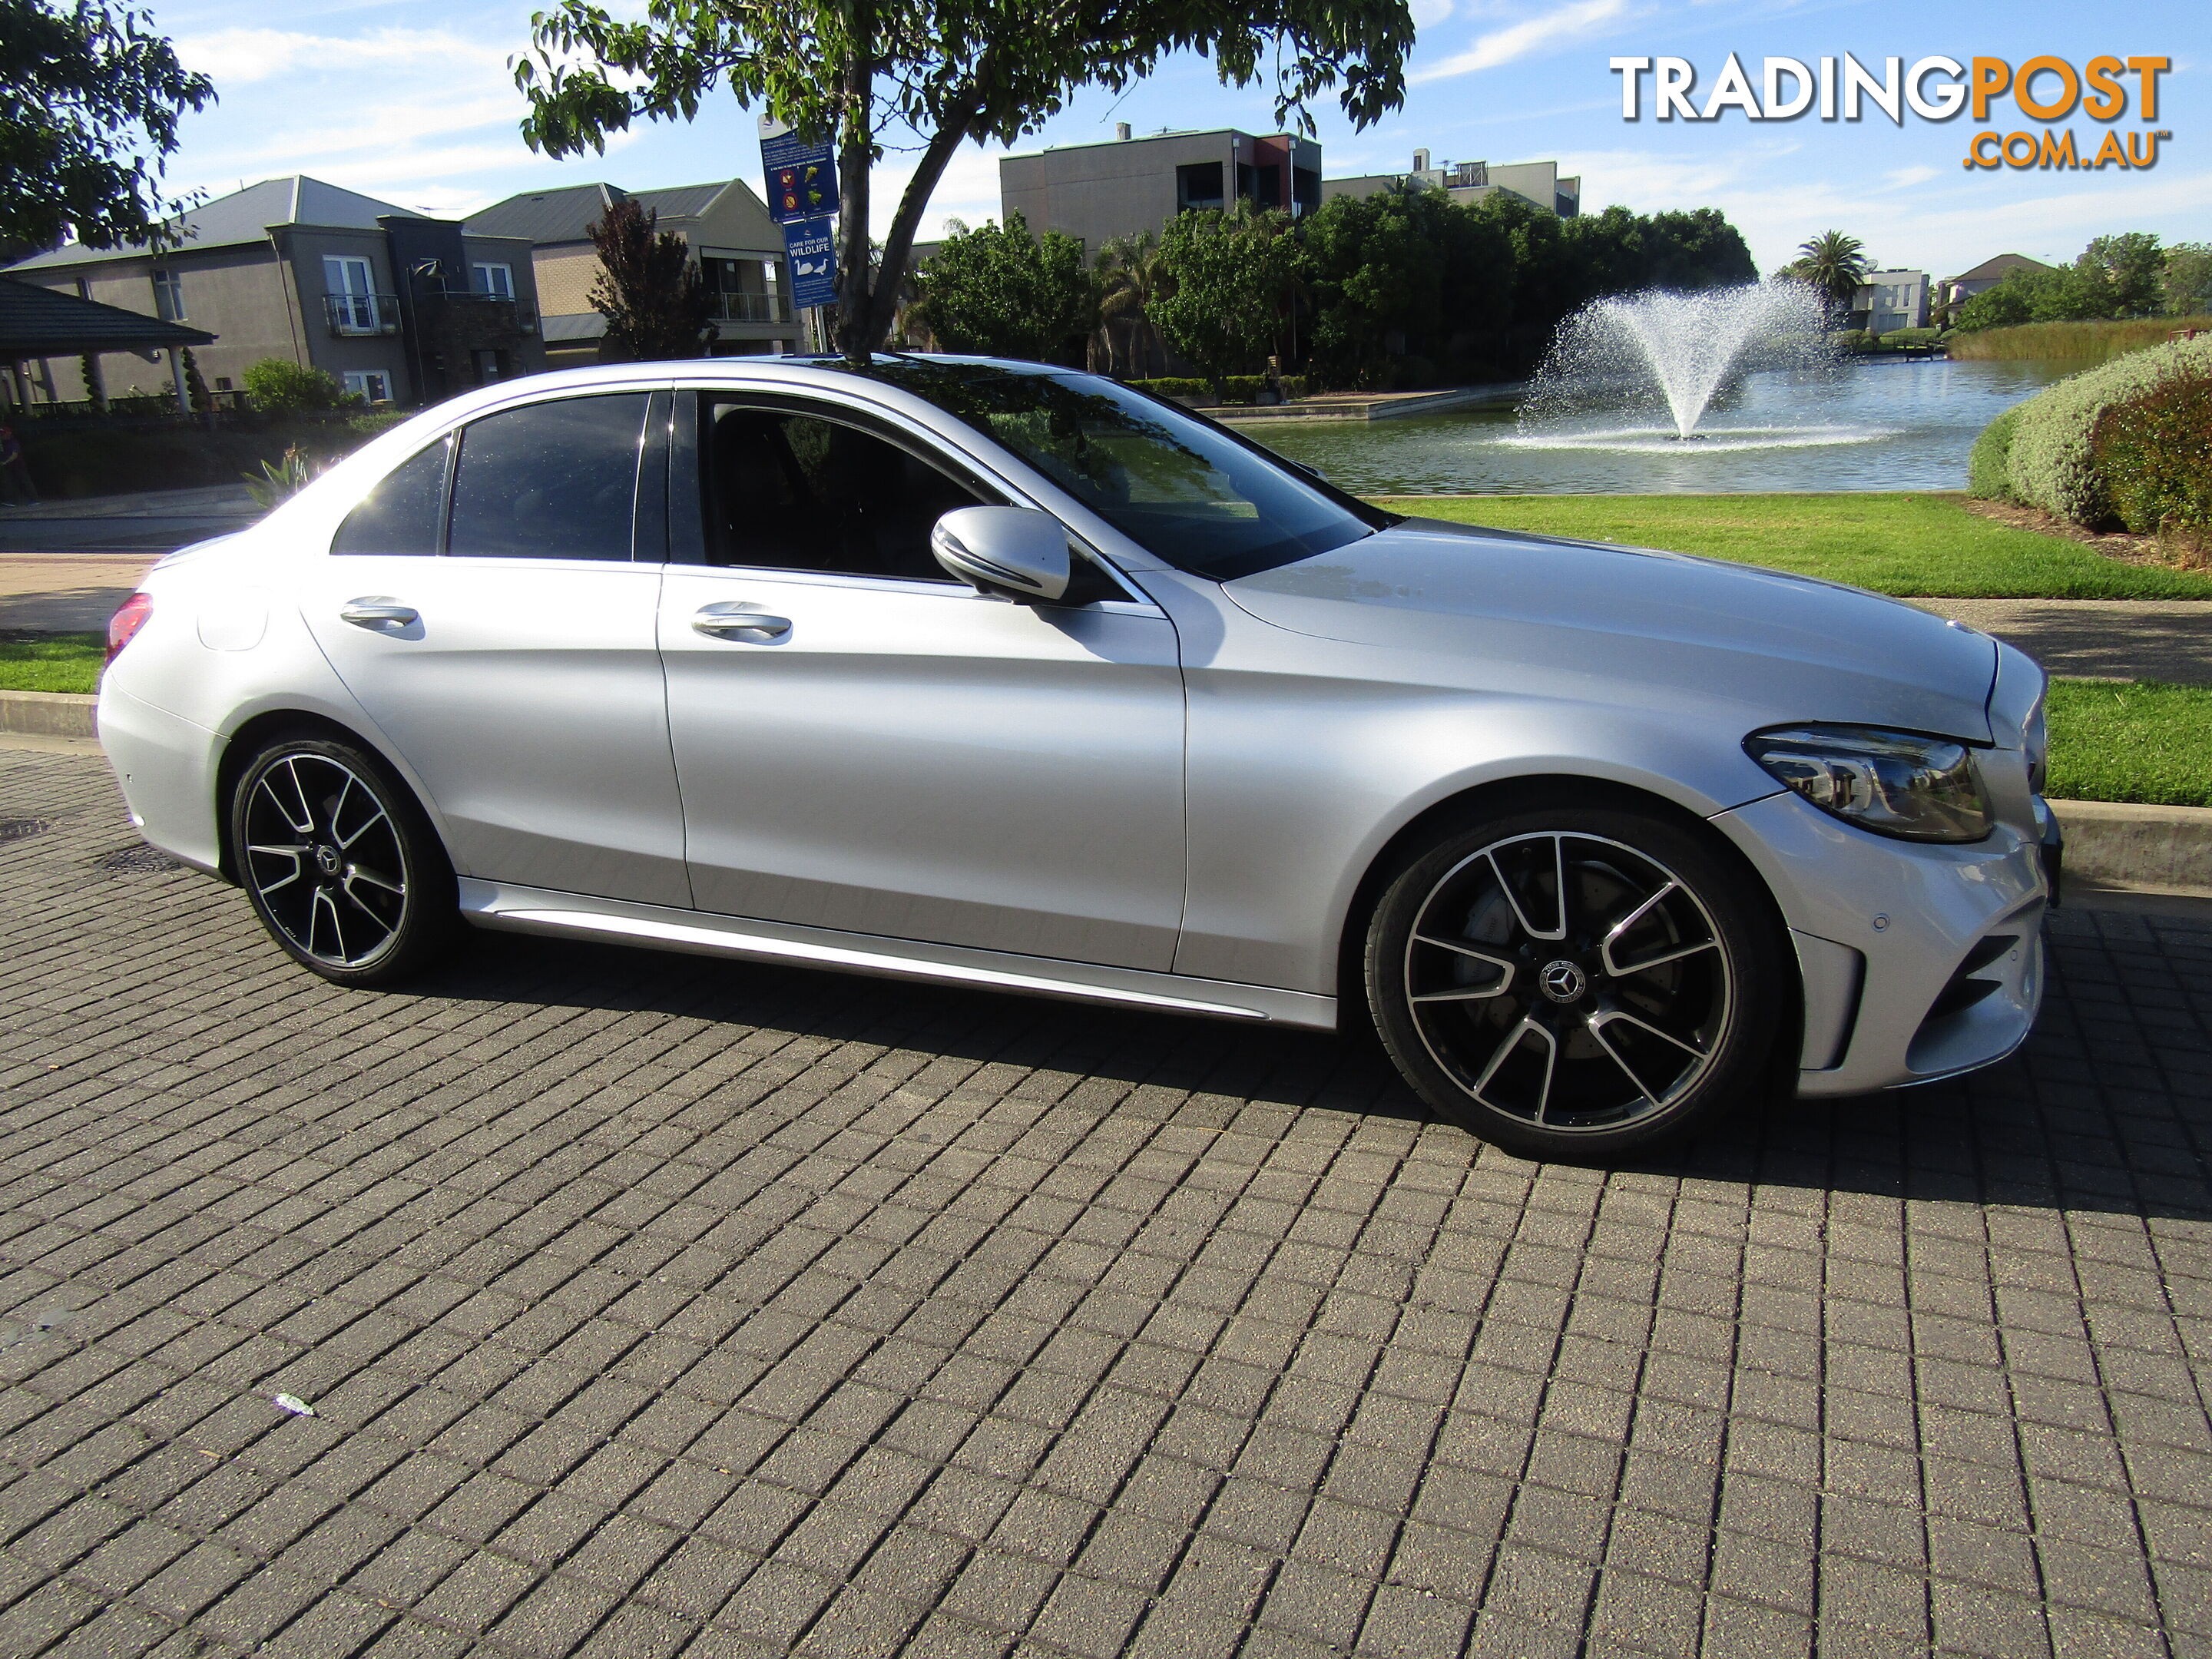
[782,217,839,310]
[758,120,839,224]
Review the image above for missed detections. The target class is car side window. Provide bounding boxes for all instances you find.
[331,438,448,556]
[448,393,650,561]
[699,400,986,582]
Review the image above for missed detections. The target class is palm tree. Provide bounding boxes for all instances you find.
[1786,230,1874,319]
[1094,233,1170,378]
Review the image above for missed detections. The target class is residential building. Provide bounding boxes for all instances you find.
[1,176,545,407]
[1849,270,1931,336]
[1323,151,1581,218]
[998,127,1324,253]
[464,180,800,367]
[1940,253,2056,311]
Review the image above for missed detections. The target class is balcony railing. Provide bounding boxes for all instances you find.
[710,292,786,324]
[446,292,540,333]
[323,292,401,336]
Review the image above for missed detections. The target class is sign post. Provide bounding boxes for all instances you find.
[759,117,839,351]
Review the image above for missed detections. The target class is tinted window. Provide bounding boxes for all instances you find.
[448,393,648,561]
[332,438,447,556]
[700,401,984,581]
[850,363,1383,581]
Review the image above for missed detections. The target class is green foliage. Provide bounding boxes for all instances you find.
[1150,208,1300,394]
[0,634,103,697]
[1955,235,2173,333]
[346,411,412,438]
[1093,233,1169,379]
[1873,326,1942,349]
[1948,315,2212,364]
[2164,243,2212,317]
[240,358,349,413]
[0,0,214,254]
[513,0,1412,359]
[242,446,313,509]
[2005,335,2212,525]
[2082,233,2167,317]
[2044,679,2212,807]
[1967,405,2023,503]
[15,419,366,499]
[180,347,210,412]
[1126,375,1306,403]
[587,197,713,359]
[1380,492,2212,599]
[911,213,1091,363]
[1780,230,1871,314]
[2091,369,2212,538]
[1830,329,1875,354]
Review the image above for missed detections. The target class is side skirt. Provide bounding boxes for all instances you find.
[458,879,1340,1031]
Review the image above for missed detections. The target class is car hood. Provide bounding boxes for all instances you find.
[1221,518,1998,741]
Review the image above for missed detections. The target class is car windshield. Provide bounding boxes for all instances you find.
[847,359,1389,581]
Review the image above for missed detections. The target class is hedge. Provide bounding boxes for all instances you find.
[20,417,379,501]
[2091,369,2212,538]
[2002,334,2212,525]
[1125,375,1309,405]
[1967,404,2025,502]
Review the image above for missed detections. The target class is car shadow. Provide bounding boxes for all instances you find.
[392,902,2212,1225]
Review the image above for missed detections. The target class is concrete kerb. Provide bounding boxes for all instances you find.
[5,691,2208,899]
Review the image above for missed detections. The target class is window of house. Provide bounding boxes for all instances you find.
[1293,167,1322,216]
[214,376,232,392]
[333,437,449,557]
[1176,162,1224,214]
[342,370,392,404]
[324,256,378,333]
[692,399,990,581]
[472,263,514,299]
[448,394,648,562]
[152,270,185,323]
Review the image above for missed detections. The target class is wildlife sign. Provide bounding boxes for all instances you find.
[760,117,839,315]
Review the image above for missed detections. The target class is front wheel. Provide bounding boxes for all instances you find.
[230,735,458,986]
[1366,803,1786,1160]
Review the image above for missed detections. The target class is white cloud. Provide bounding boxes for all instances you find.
[1883,166,1938,190]
[1410,0,1456,27]
[867,142,1009,242]
[175,25,507,84]
[1411,0,1634,84]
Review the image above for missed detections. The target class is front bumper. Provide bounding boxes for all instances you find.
[1711,790,2049,1098]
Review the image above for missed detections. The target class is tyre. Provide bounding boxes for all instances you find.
[230,734,459,986]
[1366,801,1786,1159]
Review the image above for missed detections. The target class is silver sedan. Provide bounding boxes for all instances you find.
[98,357,2054,1158]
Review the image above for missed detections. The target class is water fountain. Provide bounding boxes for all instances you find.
[1512,281,1877,455]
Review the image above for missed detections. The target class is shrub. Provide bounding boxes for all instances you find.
[2005,334,2212,524]
[1874,326,1941,349]
[346,410,412,439]
[1830,329,1874,354]
[240,358,350,412]
[1124,375,1308,405]
[1124,377,1210,400]
[1968,405,2025,502]
[2091,370,2212,538]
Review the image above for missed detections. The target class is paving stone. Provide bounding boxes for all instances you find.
[4,749,2212,1655]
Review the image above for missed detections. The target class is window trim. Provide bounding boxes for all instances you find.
[472,262,515,299]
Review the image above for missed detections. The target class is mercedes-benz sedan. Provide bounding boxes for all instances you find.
[98,356,2055,1157]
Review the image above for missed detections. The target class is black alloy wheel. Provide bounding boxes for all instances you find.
[1368,803,1785,1158]
[231,736,457,985]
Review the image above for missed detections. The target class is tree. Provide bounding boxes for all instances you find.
[587,197,715,360]
[2164,243,2212,317]
[512,0,1412,363]
[180,346,210,412]
[2078,232,2164,317]
[1150,208,1299,396]
[909,213,1091,363]
[1094,233,1170,378]
[1783,230,1873,316]
[241,359,348,412]
[0,0,214,257]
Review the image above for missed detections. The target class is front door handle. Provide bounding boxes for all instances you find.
[339,598,419,631]
[693,604,792,642]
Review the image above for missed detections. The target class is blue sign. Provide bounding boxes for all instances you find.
[783,217,839,310]
[761,129,839,224]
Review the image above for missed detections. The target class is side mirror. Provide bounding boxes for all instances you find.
[931,506,1072,603]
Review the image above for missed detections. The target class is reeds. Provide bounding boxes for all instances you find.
[1948,315,2212,363]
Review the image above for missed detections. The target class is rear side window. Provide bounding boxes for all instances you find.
[332,438,448,556]
[448,393,649,561]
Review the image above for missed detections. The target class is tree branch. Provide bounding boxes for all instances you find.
[861,99,981,352]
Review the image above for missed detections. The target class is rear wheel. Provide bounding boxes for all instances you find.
[1366,802,1786,1159]
[230,735,457,985]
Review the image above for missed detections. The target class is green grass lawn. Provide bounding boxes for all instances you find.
[2046,679,2212,808]
[0,634,102,696]
[1374,492,2212,600]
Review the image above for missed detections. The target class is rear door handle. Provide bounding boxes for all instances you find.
[693,604,792,642]
[339,598,419,630]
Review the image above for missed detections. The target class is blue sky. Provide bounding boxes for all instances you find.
[154,0,2206,280]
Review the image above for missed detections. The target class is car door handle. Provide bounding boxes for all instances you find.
[692,605,792,642]
[339,599,419,630]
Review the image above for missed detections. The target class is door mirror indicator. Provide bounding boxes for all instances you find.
[931,507,1072,603]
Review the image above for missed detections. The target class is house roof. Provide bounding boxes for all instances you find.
[0,276,214,354]
[2,177,424,273]
[1949,253,2056,284]
[463,181,737,248]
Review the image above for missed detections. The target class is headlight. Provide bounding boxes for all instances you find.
[1745,725,1993,843]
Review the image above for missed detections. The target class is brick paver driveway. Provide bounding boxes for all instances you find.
[3,747,2211,1658]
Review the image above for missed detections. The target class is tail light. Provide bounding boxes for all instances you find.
[108,592,154,663]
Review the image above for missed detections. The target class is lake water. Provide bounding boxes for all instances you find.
[1246,358,2072,495]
